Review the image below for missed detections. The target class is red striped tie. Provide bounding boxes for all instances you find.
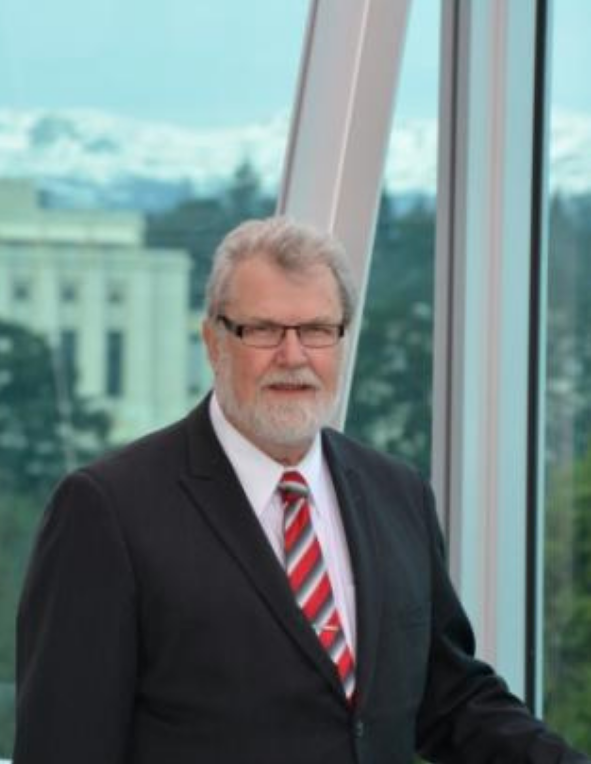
[279,470,355,702]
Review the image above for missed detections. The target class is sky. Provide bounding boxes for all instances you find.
[0,0,310,128]
[549,0,591,114]
[0,0,588,129]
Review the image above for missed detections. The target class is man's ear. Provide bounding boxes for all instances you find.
[202,318,219,369]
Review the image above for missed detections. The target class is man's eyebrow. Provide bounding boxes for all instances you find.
[240,315,341,325]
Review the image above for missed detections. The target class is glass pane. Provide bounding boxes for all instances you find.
[541,0,591,751]
[0,0,309,755]
[346,0,440,476]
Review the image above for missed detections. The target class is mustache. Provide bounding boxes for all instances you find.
[259,369,323,389]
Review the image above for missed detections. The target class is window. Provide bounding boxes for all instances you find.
[59,328,77,397]
[0,1,310,755]
[11,280,30,303]
[537,0,591,749]
[346,0,440,476]
[60,282,79,303]
[105,330,124,398]
[107,281,126,306]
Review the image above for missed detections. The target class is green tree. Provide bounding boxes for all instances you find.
[0,319,110,498]
[347,194,435,474]
[542,192,591,752]
[0,319,110,756]
[543,439,591,752]
[145,160,274,308]
[222,159,273,222]
[546,194,591,464]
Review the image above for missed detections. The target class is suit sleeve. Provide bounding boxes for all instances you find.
[415,481,590,764]
[13,469,137,764]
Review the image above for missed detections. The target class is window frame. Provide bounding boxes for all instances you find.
[281,0,543,700]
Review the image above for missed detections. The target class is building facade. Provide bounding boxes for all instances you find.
[0,179,202,445]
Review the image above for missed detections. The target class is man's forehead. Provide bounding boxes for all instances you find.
[229,255,338,293]
[223,256,342,320]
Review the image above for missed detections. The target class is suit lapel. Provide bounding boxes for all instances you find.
[322,431,383,712]
[179,400,345,700]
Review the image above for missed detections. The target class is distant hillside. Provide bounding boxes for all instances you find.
[0,108,589,211]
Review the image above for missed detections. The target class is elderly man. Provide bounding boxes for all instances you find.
[14,218,588,763]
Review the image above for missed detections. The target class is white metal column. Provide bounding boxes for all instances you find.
[432,0,539,696]
[278,0,412,418]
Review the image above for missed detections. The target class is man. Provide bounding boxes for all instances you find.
[14,217,589,763]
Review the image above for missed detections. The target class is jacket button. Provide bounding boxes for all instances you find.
[354,720,365,738]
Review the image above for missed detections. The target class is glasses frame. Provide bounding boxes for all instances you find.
[216,314,346,349]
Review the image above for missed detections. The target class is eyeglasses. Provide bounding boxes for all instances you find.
[216,315,346,349]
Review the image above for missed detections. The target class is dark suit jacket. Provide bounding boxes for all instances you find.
[13,397,589,764]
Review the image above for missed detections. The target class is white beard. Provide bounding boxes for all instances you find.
[214,347,341,451]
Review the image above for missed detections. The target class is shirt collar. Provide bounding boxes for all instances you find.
[209,393,324,518]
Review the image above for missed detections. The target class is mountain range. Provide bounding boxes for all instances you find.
[0,108,589,212]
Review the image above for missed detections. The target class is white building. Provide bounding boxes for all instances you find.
[0,179,204,445]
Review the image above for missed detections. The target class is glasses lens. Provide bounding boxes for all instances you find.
[242,325,283,347]
[299,325,340,347]
[236,322,343,348]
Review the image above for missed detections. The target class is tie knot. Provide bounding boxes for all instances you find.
[278,470,309,503]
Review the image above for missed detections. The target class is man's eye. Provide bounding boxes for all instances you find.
[302,325,334,338]
[244,325,279,338]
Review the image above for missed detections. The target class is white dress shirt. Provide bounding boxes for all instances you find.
[209,394,357,656]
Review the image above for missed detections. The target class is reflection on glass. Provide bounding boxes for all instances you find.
[541,0,591,750]
[346,0,440,476]
[0,0,309,754]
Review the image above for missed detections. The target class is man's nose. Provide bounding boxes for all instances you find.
[275,328,309,365]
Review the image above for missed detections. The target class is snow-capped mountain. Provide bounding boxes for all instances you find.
[0,109,293,210]
[0,108,588,211]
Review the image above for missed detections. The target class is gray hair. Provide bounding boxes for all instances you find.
[204,216,357,324]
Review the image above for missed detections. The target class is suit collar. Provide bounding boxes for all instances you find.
[181,397,383,712]
[181,397,346,702]
[207,392,325,523]
[322,430,384,712]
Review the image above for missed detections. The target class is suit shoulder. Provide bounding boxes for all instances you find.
[42,415,191,539]
[77,415,188,489]
[323,429,441,550]
[322,427,426,487]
